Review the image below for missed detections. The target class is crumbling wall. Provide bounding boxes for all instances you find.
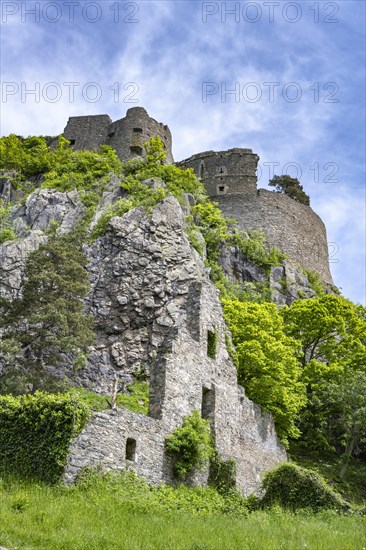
[179,149,333,285]
[65,196,286,493]
[63,108,173,163]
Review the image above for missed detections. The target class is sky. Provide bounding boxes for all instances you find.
[1,0,365,305]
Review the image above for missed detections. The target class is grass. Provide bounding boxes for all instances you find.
[69,382,149,415]
[0,473,365,550]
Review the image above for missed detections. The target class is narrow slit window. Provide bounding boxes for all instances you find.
[126,438,136,461]
[207,330,218,359]
[202,386,215,421]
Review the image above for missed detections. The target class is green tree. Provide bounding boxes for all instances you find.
[318,370,366,477]
[281,295,366,459]
[269,175,310,205]
[223,300,306,445]
[0,233,95,394]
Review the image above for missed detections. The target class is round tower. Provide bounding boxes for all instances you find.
[178,148,333,285]
[106,107,173,163]
[177,148,259,198]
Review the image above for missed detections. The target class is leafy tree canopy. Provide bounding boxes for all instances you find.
[281,295,366,464]
[269,175,310,206]
[223,300,306,445]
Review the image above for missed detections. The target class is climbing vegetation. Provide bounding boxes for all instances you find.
[261,462,350,512]
[165,410,215,479]
[0,392,90,483]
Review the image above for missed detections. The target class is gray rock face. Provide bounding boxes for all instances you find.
[270,261,316,306]
[10,188,85,236]
[0,230,47,300]
[218,243,267,283]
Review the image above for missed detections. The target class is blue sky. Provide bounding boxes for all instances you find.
[1,0,365,304]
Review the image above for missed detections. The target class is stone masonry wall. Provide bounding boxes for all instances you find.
[216,191,333,284]
[178,149,333,285]
[63,107,173,164]
[177,148,258,198]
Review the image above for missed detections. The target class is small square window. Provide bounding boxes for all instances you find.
[133,127,143,133]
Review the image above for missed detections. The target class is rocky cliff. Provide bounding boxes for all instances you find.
[0,173,294,493]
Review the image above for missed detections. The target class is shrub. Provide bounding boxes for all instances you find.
[90,198,134,239]
[0,392,90,483]
[165,410,215,479]
[208,452,237,495]
[261,462,351,512]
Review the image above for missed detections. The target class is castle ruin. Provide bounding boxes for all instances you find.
[63,108,333,285]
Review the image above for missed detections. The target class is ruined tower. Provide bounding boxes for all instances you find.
[63,107,174,163]
[178,149,333,285]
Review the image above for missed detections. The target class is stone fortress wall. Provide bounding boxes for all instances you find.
[177,149,333,285]
[63,107,174,164]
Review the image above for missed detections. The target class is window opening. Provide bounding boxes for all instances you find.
[202,386,215,421]
[126,438,136,461]
[207,330,218,359]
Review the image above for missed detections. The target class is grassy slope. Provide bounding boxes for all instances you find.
[0,476,365,550]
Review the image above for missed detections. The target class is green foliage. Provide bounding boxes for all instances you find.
[209,262,271,303]
[280,294,366,473]
[0,201,16,244]
[90,198,134,239]
[165,410,215,479]
[0,392,90,483]
[282,295,366,374]
[269,175,310,206]
[70,382,149,415]
[303,268,326,296]
[42,139,122,192]
[0,233,95,394]
[223,300,306,445]
[0,228,16,244]
[231,228,286,272]
[0,134,50,178]
[208,452,237,495]
[289,445,366,505]
[261,463,350,512]
[0,135,122,212]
